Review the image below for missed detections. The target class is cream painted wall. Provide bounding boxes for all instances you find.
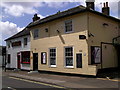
[30,11,119,75]
[30,13,97,75]
[88,12,119,69]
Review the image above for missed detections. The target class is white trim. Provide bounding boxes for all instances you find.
[64,46,74,68]
[49,47,57,67]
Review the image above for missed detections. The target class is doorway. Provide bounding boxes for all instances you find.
[17,53,21,69]
[33,53,38,70]
[115,45,120,68]
[76,53,82,68]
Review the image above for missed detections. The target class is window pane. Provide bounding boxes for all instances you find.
[65,20,72,33]
[65,47,73,66]
[49,48,56,66]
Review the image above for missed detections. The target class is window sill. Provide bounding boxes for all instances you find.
[50,65,57,68]
[65,31,74,34]
[65,66,74,68]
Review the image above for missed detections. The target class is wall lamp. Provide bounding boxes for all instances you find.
[103,23,109,26]
[56,30,60,33]
[88,33,94,37]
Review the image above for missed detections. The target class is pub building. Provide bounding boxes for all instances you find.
[5,28,31,70]
[5,0,120,76]
[28,1,119,76]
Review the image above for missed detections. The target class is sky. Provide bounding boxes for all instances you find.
[0,0,120,46]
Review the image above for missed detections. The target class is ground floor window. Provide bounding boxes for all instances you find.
[49,48,56,67]
[7,54,11,63]
[65,47,73,67]
[21,51,30,64]
[91,46,101,64]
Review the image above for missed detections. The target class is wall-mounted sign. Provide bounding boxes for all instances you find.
[12,41,21,47]
[79,35,86,39]
[91,46,101,64]
[41,52,47,64]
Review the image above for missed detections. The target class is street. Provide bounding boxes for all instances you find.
[2,75,65,89]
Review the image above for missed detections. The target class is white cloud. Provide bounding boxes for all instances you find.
[0,21,24,45]
[44,2,69,8]
[38,14,45,19]
[1,2,41,17]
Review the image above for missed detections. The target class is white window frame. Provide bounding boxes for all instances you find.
[64,46,74,68]
[64,20,73,33]
[49,48,57,67]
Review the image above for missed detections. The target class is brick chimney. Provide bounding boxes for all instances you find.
[102,2,110,16]
[86,0,95,10]
[32,14,40,22]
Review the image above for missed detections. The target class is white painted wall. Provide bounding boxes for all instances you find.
[6,35,30,70]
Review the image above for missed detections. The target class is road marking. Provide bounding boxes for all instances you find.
[9,76,65,89]
[8,86,16,90]
[97,78,120,82]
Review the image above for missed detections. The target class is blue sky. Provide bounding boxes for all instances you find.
[0,0,119,46]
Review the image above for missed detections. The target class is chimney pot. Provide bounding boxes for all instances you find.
[106,2,108,7]
[32,14,40,22]
[104,3,106,7]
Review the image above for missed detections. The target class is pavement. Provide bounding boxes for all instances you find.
[2,69,120,89]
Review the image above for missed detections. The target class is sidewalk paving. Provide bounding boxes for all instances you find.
[2,70,120,88]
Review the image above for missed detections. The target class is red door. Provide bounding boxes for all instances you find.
[17,53,21,69]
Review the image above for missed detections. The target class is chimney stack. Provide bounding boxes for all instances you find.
[102,2,110,16]
[32,14,40,22]
[86,0,95,10]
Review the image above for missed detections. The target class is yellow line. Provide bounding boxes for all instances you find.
[9,76,65,89]
[97,78,120,82]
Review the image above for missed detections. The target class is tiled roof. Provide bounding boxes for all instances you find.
[5,28,30,41]
[27,5,120,28]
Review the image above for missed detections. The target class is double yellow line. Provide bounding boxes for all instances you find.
[9,76,65,89]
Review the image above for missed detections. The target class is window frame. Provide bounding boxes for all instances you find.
[64,46,74,68]
[91,46,101,64]
[33,29,39,39]
[49,48,57,67]
[41,52,47,64]
[7,54,11,64]
[21,51,30,64]
[64,20,73,33]
[23,37,28,46]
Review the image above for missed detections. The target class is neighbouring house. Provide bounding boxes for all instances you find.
[5,28,31,71]
[27,1,120,76]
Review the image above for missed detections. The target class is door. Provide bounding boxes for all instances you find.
[17,53,21,69]
[76,53,82,68]
[33,53,38,70]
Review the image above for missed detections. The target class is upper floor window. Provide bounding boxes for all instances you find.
[33,29,39,39]
[24,38,27,46]
[65,20,73,33]
[8,43,10,48]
